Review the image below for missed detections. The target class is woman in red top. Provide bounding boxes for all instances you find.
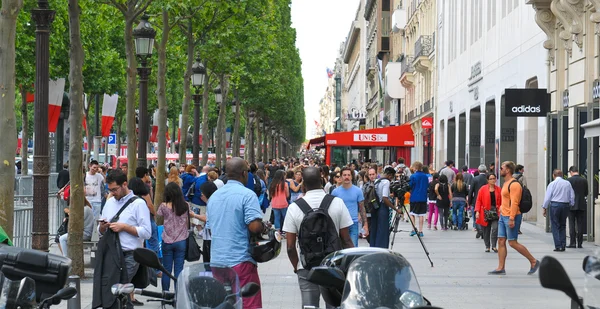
[269,170,290,234]
[475,173,502,252]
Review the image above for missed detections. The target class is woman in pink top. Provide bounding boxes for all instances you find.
[269,170,290,233]
[156,182,189,291]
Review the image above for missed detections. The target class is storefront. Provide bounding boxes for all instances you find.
[324,125,415,166]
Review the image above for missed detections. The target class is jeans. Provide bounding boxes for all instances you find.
[91,202,102,220]
[482,220,499,249]
[161,239,186,291]
[427,202,438,227]
[498,214,522,241]
[452,200,466,228]
[273,208,288,231]
[59,233,91,257]
[550,202,570,249]
[369,205,390,248]
[349,222,359,247]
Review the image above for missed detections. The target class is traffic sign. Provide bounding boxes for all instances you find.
[108,134,116,145]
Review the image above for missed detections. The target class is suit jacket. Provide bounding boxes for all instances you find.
[567,175,588,211]
[469,174,487,205]
[92,230,128,309]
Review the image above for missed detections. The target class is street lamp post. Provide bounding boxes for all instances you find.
[191,58,206,167]
[133,15,156,168]
[31,0,55,251]
[256,118,263,162]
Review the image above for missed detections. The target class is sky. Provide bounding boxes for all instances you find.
[291,0,361,140]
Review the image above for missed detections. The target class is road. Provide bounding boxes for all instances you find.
[52,219,597,309]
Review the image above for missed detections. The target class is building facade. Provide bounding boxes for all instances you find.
[527,0,599,245]
[436,0,549,226]
[399,0,436,166]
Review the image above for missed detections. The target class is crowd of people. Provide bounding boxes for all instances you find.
[51,153,591,309]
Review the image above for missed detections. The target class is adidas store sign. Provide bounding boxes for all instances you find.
[505,88,550,117]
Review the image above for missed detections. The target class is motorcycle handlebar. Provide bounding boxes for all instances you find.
[134,289,175,300]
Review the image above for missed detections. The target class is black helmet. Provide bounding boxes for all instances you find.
[251,230,282,263]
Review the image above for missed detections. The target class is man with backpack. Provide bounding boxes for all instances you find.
[282,167,354,308]
[488,161,539,276]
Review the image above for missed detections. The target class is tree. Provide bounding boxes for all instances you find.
[67,0,86,278]
[104,0,153,179]
[0,0,23,239]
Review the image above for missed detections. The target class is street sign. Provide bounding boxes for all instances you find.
[108,144,117,156]
[108,134,116,145]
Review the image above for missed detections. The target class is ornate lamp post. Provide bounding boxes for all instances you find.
[31,0,56,251]
[191,59,206,166]
[133,15,156,168]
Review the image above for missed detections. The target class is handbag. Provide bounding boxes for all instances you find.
[185,212,202,262]
[484,205,499,222]
[186,182,195,199]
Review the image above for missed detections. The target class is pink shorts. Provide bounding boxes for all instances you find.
[232,262,262,309]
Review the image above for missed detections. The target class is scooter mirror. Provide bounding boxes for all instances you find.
[306,266,345,291]
[539,256,583,309]
[134,248,176,281]
[53,287,77,300]
[583,255,600,280]
[240,282,260,298]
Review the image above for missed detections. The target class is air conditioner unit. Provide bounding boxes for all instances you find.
[392,7,407,33]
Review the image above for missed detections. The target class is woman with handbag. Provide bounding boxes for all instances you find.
[156,182,189,291]
[475,173,502,252]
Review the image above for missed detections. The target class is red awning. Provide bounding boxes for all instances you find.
[325,124,415,147]
[306,136,326,149]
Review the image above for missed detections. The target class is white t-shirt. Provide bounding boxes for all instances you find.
[282,189,353,234]
[85,172,104,203]
[213,178,225,189]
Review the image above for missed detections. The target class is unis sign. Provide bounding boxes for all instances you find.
[353,134,388,142]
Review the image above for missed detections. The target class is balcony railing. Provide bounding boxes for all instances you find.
[415,35,433,58]
[401,55,415,75]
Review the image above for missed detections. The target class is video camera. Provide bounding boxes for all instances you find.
[389,177,410,198]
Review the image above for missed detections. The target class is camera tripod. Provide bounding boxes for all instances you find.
[389,203,434,267]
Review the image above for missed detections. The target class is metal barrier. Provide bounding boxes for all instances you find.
[13,194,66,249]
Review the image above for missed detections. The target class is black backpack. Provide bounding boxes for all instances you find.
[252,174,262,197]
[508,179,533,213]
[363,179,381,213]
[295,195,342,269]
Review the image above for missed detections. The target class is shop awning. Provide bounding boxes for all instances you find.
[325,124,415,147]
[306,136,326,149]
[582,118,600,138]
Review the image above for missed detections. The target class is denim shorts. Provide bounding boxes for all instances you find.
[497,214,522,241]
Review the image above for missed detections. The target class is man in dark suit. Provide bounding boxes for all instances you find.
[567,166,588,248]
[469,164,488,238]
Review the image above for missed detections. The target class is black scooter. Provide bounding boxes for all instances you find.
[111,248,260,309]
[539,255,599,309]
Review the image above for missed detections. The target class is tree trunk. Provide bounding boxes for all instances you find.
[125,15,137,179]
[153,9,170,209]
[0,0,22,239]
[263,121,268,162]
[214,76,223,169]
[217,77,229,168]
[256,118,262,163]
[84,98,92,166]
[20,88,29,175]
[232,92,241,158]
[200,74,210,167]
[67,0,85,278]
[243,109,250,161]
[180,20,193,165]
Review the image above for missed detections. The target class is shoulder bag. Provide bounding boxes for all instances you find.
[185,212,202,262]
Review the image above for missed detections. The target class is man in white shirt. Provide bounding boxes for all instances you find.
[85,160,105,219]
[98,169,151,303]
[282,167,354,308]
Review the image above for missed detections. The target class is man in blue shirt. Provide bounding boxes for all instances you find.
[541,169,575,252]
[409,161,429,237]
[207,157,266,309]
[332,167,367,246]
